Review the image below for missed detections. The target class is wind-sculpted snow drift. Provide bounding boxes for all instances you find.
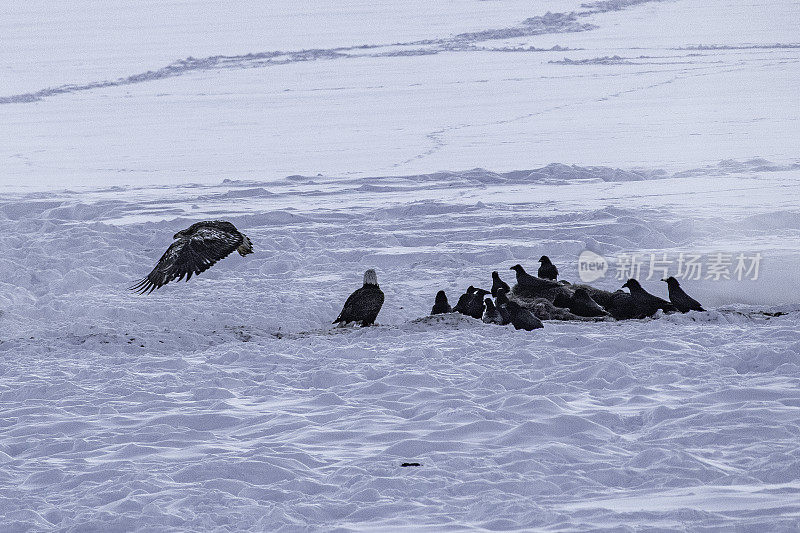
[1,160,800,530]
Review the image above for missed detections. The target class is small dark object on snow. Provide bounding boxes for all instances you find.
[431,290,452,315]
[401,462,422,467]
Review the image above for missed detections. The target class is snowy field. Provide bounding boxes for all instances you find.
[1,0,800,531]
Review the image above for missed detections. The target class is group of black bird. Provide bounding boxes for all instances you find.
[430,255,705,330]
[132,221,705,330]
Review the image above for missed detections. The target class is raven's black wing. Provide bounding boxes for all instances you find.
[130,225,244,294]
[673,288,705,312]
[538,263,558,280]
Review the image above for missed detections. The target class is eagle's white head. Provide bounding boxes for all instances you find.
[363,269,378,286]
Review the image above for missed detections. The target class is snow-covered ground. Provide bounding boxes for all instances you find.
[2,0,798,189]
[1,0,799,531]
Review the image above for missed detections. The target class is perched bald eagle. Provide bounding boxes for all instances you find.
[130,220,253,294]
[333,269,385,326]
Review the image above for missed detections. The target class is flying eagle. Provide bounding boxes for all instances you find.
[130,220,253,294]
[333,269,385,326]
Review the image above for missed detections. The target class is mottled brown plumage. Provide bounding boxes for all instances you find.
[130,220,252,294]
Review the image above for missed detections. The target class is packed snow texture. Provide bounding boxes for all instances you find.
[2,161,800,531]
[1,0,800,531]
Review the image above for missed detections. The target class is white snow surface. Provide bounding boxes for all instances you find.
[2,0,800,531]
[1,0,798,189]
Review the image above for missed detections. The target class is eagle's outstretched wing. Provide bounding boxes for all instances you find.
[130,224,246,294]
